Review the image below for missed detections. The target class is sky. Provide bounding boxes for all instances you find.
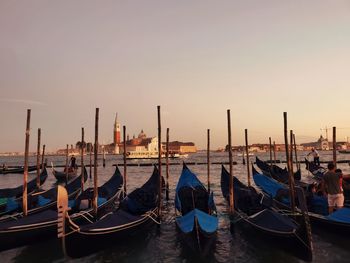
[1,0,350,152]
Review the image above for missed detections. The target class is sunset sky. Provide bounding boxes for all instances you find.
[1,1,350,152]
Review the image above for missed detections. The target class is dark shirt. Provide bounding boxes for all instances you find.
[323,171,342,195]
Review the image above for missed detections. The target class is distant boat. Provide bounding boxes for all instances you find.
[126,150,187,159]
[237,152,254,157]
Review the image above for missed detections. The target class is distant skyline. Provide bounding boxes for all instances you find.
[1,1,350,152]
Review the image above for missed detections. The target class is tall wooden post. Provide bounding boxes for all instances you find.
[89,146,92,179]
[81,127,85,191]
[245,129,251,187]
[65,144,69,183]
[36,128,41,188]
[123,125,127,195]
[166,128,170,200]
[157,106,162,216]
[227,110,234,215]
[102,147,106,167]
[269,137,272,164]
[293,133,300,170]
[41,144,46,170]
[283,112,295,213]
[207,129,211,193]
[22,109,31,216]
[333,127,337,168]
[273,141,276,164]
[93,108,99,216]
[290,130,295,175]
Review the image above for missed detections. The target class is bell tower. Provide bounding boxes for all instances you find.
[113,113,121,153]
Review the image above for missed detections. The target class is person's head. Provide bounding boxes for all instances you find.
[335,168,343,175]
[308,182,317,193]
[327,162,335,171]
[311,148,315,152]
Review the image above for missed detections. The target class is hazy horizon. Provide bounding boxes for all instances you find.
[1,1,350,152]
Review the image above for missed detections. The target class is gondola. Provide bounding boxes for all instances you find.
[52,165,78,182]
[221,165,313,261]
[256,157,301,183]
[57,165,162,258]
[0,167,87,221]
[0,166,123,252]
[0,165,38,174]
[175,164,218,255]
[252,166,350,234]
[0,168,48,216]
[304,158,326,180]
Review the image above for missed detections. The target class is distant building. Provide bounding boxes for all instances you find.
[301,135,329,150]
[119,130,159,154]
[166,141,197,154]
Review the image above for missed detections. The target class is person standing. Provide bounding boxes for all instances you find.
[322,163,349,213]
[308,148,320,166]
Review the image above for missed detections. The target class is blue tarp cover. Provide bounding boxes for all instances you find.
[327,207,350,223]
[253,172,287,198]
[175,166,205,211]
[176,208,218,234]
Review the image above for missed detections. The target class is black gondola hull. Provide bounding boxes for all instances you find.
[64,211,157,258]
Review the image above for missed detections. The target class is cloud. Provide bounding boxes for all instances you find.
[0,98,47,106]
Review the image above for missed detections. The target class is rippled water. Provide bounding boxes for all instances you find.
[1,151,350,263]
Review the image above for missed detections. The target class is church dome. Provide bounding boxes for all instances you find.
[138,129,147,139]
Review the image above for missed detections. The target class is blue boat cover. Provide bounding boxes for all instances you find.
[327,208,350,223]
[176,208,218,234]
[253,172,287,198]
[175,165,206,211]
[2,197,19,214]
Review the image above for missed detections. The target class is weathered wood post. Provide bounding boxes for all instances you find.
[123,125,127,196]
[22,109,31,216]
[269,137,272,164]
[273,141,277,164]
[65,144,69,183]
[93,108,99,216]
[41,144,46,171]
[227,110,234,215]
[81,127,85,191]
[89,145,92,179]
[36,128,41,188]
[157,105,162,217]
[283,112,295,213]
[207,129,211,193]
[102,146,106,167]
[293,133,300,171]
[166,128,170,201]
[245,129,251,187]
[333,127,337,168]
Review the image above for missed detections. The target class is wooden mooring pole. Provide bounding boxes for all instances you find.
[245,129,251,187]
[22,109,31,216]
[36,128,41,188]
[333,127,337,168]
[283,112,295,214]
[269,137,272,164]
[123,125,127,195]
[41,144,46,170]
[81,127,85,191]
[157,105,162,217]
[227,110,234,215]
[93,108,99,216]
[166,128,170,201]
[207,129,211,193]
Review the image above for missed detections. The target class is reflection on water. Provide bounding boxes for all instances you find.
[1,151,350,262]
